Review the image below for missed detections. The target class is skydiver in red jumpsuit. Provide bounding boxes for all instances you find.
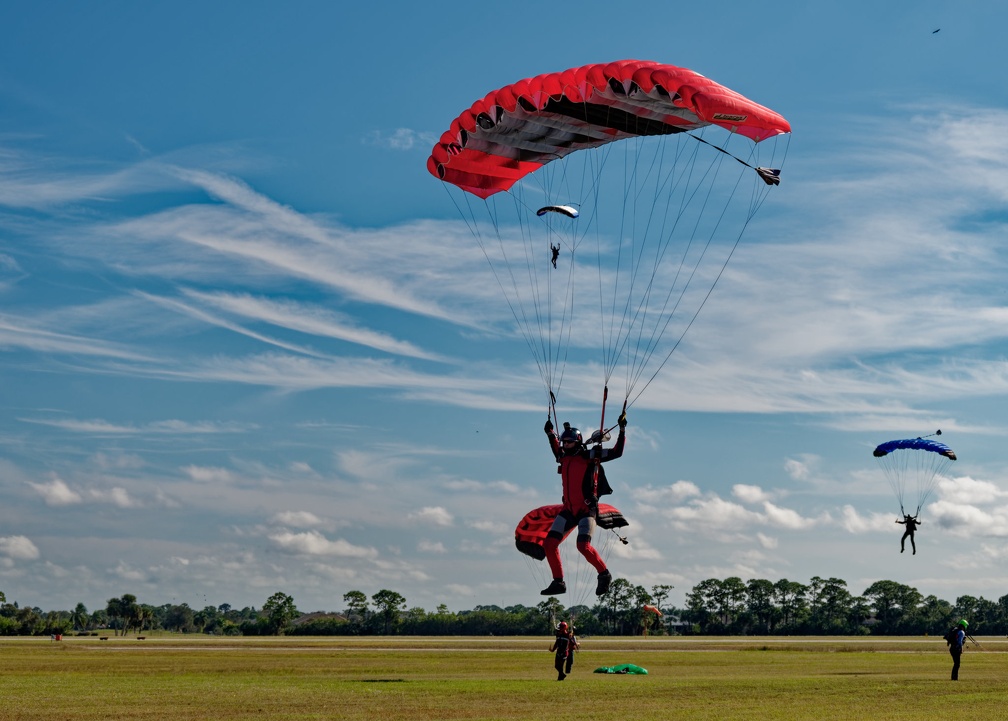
[540,411,626,597]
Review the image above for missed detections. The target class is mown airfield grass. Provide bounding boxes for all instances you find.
[1,635,1005,720]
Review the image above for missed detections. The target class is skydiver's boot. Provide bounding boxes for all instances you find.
[541,578,566,595]
[595,569,612,596]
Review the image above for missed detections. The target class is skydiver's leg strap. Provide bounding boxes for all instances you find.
[552,510,576,540]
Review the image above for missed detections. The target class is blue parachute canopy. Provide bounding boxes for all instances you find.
[873,438,956,460]
[872,433,957,516]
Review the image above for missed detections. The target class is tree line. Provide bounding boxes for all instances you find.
[0,590,300,637]
[682,576,1005,636]
[1,576,1002,637]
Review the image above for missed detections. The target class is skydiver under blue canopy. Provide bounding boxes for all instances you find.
[896,513,920,554]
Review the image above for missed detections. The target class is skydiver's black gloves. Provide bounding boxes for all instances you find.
[544,419,554,433]
[617,411,627,429]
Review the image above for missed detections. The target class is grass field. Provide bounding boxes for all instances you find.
[1,635,1005,720]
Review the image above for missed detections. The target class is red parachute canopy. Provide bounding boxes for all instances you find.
[515,503,628,560]
[642,604,663,617]
[428,59,791,199]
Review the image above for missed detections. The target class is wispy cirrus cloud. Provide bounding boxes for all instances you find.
[21,418,255,435]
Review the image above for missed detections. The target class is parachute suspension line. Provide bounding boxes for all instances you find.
[607,131,727,402]
[627,142,735,397]
[445,183,552,396]
[524,155,586,403]
[620,134,706,397]
[487,192,552,392]
[626,143,780,408]
[509,184,555,396]
[599,138,634,386]
[874,434,954,519]
[609,133,668,389]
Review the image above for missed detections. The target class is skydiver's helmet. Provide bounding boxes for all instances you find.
[959,619,969,628]
[557,621,568,633]
[559,423,582,455]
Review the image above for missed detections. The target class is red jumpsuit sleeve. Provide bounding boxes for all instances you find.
[547,429,561,462]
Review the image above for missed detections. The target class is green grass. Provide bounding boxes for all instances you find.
[0,636,1004,720]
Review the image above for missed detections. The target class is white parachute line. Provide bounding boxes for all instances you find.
[444,185,552,395]
[627,147,736,395]
[511,184,554,395]
[621,135,711,395]
[624,133,783,404]
[627,154,776,408]
[610,133,672,389]
[598,130,722,400]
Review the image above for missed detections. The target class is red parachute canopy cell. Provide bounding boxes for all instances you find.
[428,59,791,199]
[515,503,628,560]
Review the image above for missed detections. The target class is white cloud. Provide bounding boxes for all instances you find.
[409,506,454,527]
[268,530,379,558]
[0,535,40,561]
[761,502,818,531]
[666,495,761,529]
[937,475,1006,505]
[784,457,814,481]
[28,476,82,506]
[183,466,236,484]
[733,484,771,504]
[271,511,323,528]
[839,504,903,534]
[633,480,702,507]
[418,540,447,554]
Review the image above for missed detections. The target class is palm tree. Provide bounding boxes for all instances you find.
[70,603,89,632]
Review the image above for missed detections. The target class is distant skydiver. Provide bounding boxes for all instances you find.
[896,513,921,554]
[540,412,627,597]
[550,243,560,268]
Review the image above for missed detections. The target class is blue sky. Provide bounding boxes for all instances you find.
[2,1,1008,614]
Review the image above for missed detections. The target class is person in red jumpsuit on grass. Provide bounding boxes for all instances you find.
[540,411,627,597]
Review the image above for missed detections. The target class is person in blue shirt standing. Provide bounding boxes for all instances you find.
[947,619,968,680]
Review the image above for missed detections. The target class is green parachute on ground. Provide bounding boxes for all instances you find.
[594,663,648,675]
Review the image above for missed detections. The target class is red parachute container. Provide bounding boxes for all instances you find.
[515,503,628,560]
